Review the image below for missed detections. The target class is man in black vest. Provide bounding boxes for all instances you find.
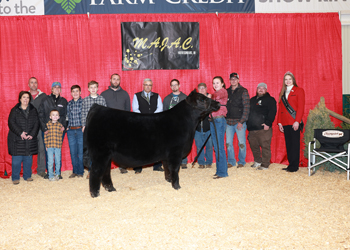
[131,78,164,173]
[226,73,250,168]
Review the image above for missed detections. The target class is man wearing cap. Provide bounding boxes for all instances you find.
[38,82,68,179]
[247,83,277,170]
[226,72,250,168]
[28,77,47,177]
[101,73,131,174]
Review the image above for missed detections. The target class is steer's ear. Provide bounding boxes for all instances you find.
[186,89,198,106]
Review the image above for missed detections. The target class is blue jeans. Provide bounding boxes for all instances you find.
[47,148,61,179]
[194,130,213,165]
[67,128,84,175]
[210,117,228,177]
[226,122,247,166]
[11,155,32,181]
[42,130,66,175]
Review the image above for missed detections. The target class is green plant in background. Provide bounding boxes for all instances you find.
[340,95,350,129]
[303,98,341,173]
[303,98,334,159]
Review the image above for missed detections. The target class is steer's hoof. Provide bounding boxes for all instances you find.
[90,190,100,198]
[104,185,116,192]
[172,183,181,190]
[165,177,171,183]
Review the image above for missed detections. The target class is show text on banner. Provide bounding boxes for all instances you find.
[0,0,44,16]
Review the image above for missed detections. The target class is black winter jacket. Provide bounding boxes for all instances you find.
[247,93,277,131]
[39,94,68,132]
[8,103,39,156]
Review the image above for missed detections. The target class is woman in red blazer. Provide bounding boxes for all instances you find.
[277,72,305,172]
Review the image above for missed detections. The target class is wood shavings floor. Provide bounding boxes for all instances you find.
[1,163,350,250]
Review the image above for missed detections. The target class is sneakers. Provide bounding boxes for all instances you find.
[198,165,205,169]
[49,175,59,181]
[237,164,244,168]
[69,173,77,178]
[257,166,268,170]
[13,180,20,185]
[45,173,62,179]
[181,164,187,169]
[25,177,33,181]
[251,162,261,168]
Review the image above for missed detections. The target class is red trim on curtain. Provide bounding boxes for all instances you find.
[0,13,342,178]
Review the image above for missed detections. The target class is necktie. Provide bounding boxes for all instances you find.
[146,93,150,103]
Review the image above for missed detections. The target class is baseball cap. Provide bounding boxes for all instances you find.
[51,82,61,88]
[230,73,239,79]
[257,82,267,89]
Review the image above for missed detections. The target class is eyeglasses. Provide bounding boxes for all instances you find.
[143,84,153,87]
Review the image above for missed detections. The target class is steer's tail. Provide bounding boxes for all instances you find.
[83,128,91,169]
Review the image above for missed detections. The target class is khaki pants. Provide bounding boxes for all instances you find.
[247,128,273,168]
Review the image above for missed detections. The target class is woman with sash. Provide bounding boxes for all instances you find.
[277,71,305,172]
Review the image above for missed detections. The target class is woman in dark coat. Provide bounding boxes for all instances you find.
[8,91,39,184]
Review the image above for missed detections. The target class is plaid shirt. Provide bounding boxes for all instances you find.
[81,95,107,127]
[67,97,83,127]
[226,85,250,126]
[44,121,63,148]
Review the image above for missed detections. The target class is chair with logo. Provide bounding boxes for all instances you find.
[308,129,350,179]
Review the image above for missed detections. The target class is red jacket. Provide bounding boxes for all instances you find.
[211,88,228,117]
[277,86,305,126]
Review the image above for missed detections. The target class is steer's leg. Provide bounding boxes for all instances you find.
[89,151,111,198]
[168,157,182,190]
[102,158,116,192]
[162,160,171,183]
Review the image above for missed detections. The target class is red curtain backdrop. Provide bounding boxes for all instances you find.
[0,13,342,178]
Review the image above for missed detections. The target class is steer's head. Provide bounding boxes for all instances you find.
[186,89,220,119]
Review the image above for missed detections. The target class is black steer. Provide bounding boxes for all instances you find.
[85,90,220,197]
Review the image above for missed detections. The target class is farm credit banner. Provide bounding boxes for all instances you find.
[121,22,199,71]
[44,0,254,15]
[2,0,350,16]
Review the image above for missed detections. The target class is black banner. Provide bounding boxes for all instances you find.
[121,22,199,71]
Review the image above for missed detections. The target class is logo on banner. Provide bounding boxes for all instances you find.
[54,0,81,14]
[121,22,199,71]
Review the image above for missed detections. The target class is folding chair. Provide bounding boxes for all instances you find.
[308,129,350,179]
